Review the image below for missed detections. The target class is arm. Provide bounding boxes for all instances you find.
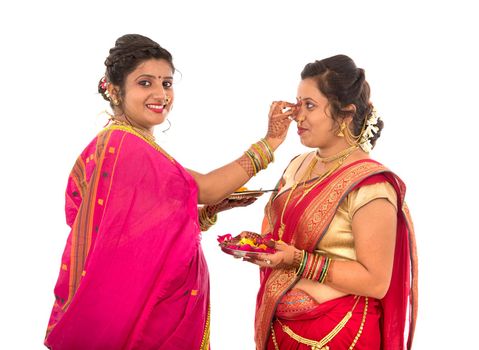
[247,197,397,299]
[323,198,397,298]
[187,101,296,204]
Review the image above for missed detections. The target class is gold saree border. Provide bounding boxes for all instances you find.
[107,124,175,162]
[199,304,211,350]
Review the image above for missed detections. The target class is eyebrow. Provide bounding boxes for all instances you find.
[299,97,319,104]
[136,74,174,80]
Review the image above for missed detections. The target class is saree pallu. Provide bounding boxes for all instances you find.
[45,125,210,350]
[255,160,418,350]
[268,295,381,350]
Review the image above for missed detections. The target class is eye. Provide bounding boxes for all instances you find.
[163,80,173,89]
[305,102,315,110]
[138,80,152,87]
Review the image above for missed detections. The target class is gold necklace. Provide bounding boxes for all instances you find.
[108,120,174,162]
[277,146,356,240]
[316,145,358,163]
[112,119,156,143]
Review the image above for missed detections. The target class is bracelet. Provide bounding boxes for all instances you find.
[295,250,307,276]
[198,207,218,231]
[236,139,274,177]
[296,252,332,284]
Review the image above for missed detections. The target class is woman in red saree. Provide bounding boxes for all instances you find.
[243,55,417,349]
[44,34,295,349]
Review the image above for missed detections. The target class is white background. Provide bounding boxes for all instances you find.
[1,0,477,348]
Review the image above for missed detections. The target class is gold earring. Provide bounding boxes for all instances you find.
[337,122,346,137]
[112,97,120,106]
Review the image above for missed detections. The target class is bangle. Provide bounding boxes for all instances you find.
[318,257,331,284]
[295,250,307,276]
[259,138,274,162]
[199,207,218,231]
[296,252,332,284]
[236,139,274,177]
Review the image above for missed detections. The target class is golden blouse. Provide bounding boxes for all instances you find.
[316,180,397,261]
[271,152,397,262]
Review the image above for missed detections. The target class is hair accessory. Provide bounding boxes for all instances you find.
[358,109,380,153]
[99,76,111,100]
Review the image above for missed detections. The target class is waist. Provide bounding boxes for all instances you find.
[276,288,380,320]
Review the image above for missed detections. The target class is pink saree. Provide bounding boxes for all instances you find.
[255,160,418,350]
[45,125,210,349]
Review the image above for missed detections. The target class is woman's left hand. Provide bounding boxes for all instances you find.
[243,240,298,268]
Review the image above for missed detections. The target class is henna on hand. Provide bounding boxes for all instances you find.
[266,101,298,140]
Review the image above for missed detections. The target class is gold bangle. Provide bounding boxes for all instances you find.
[252,144,269,169]
[199,207,217,231]
[260,138,274,162]
[295,250,307,276]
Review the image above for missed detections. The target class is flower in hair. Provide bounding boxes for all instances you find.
[100,76,111,99]
[358,109,380,153]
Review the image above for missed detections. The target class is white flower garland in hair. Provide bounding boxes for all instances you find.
[358,109,380,153]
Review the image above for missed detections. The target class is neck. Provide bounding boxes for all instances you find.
[316,140,357,161]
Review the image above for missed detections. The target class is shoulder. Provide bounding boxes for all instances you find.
[347,181,398,218]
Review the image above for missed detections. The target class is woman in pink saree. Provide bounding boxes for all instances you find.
[44,34,295,349]
[241,55,417,349]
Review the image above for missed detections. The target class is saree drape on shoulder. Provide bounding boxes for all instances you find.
[255,159,418,350]
[45,125,210,350]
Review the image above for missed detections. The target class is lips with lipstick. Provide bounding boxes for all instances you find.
[297,126,307,135]
[146,103,167,113]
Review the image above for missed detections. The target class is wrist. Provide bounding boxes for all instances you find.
[205,205,217,217]
[199,206,218,231]
[264,136,281,151]
[291,249,303,268]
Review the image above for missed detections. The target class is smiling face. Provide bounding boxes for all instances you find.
[111,58,174,131]
[295,78,340,149]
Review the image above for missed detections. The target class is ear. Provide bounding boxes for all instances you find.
[341,104,356,114]
[107,84,120,102]
[340,104,356,124]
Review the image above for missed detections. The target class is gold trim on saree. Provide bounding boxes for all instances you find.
[199,305,211,350]
[107,124,175,162]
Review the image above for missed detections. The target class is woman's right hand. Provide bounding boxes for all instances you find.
[264,101,298,150]
[243,240,300,269]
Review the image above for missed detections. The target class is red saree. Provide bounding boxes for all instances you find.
[45,125,210,349]
[255,159,418,350]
